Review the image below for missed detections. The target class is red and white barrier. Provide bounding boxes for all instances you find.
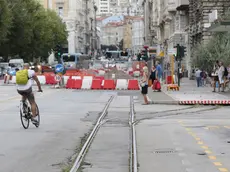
[179,100,230,105]
[116,79,128,90]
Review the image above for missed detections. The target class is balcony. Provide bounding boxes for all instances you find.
[176,0,189,11]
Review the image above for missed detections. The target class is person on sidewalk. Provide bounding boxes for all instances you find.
[141,66,149,105]
[224,64,230,89]
[150,65,157,91]
[212,61,219,92]
[200,69,207,86]
[218,61,225,92]
[195,68,201,87]
[156,61,162,83]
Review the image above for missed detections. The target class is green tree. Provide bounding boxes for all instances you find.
[192,10,230,73]
[0,0,67,62]
[0,0,12,44]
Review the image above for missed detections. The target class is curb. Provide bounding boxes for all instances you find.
[148,100,230,105]
[149,101,179,105]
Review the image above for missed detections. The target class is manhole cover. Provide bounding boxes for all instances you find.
[197,153,206,156]
[185,126,206,128]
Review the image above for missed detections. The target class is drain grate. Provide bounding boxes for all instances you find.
[154,150,175,154]
[153,149,176,154]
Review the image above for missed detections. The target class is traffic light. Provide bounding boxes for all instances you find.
[141,49,148,62]
[174,44,180,61]
[54,44,63,62]
[180,46,186,58]
[137,53,141,61]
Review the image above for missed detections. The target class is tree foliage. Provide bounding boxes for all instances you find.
[0,0,12,44]
[192,11,230,73]
[0,0,67,61]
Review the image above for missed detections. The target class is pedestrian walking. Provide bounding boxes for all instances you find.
[141,66,149,105]
[218,61,225,92]
[195,68,201,87]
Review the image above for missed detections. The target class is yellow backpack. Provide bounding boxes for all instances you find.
[16,69,29,85]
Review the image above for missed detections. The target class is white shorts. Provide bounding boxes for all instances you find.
[219,77,224,84]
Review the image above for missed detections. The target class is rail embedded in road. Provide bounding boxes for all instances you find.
[69,95,114,172]
[130,96,138,172]
[69,95,138,172]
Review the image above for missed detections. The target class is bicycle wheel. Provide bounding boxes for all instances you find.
[20,103,30,129]
[34,103,40,128]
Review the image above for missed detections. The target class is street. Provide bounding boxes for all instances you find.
[0,84,230,172]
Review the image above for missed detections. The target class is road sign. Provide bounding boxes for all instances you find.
[55,74,61,82]
[9,69,16,76]
[168,48,176,55]
[55,64,64,73]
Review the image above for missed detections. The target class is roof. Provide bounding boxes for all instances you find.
[96,16,109,21]
[104,21,124,28]
[124,16,144,20]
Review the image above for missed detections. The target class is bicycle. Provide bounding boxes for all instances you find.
[19,91,41,129]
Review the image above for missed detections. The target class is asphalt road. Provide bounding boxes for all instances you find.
[0,85,112,172]
[1,83,230,172]
[136,106,230,172]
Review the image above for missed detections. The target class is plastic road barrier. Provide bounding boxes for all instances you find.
[103,80,116,90]
[128,80,140,90]
[116,79,128,90]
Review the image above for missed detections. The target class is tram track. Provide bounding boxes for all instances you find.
[68,95,221,172]
[69,95,137,172]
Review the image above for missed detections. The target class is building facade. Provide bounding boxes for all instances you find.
[95,0,143,16]
[38,0,97,54]
[142,0,190,72]
[131,17,144,54]
[189,0,230,50]
[101,22,124,46]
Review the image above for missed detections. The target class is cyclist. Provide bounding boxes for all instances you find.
[16,63,42,125]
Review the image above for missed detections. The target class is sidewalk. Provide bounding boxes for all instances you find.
[147,88,175,102]
[162,78,230,101]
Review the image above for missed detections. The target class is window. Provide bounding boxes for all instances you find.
[58,7,63,17]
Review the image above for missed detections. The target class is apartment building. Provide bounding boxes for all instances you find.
[189,0,230,49]
[131,17,144,54]
[142,0,190,72]
[38,0,97,54]
[95,0,143,16]
[101,22,124,45]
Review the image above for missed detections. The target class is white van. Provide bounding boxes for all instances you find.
[9,59,24,69]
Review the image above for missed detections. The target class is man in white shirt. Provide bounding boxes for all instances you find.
[195,68,201,87]
[17,63,42,124]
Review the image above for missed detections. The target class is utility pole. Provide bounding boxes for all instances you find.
[93,2,98,58]
[174,44,186,87]
[174,44,180,86]
[84,0,89,54]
